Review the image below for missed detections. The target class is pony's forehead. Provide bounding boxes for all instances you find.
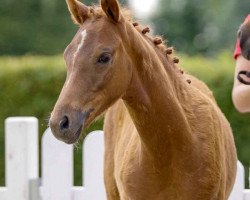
[76,19,120,42]
[64,19,120,59]
[76,18,108,36]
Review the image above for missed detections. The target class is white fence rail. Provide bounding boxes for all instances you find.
[0,117,248,199]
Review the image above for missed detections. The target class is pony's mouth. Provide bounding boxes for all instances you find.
[64,108,94,144]
[65,125,83,144]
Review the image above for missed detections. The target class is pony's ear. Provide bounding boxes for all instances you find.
[101,0,120,22]
[66,0,90,25]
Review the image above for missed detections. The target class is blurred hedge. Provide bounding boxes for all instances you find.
[0,52,249,186]
[0,56,103,185]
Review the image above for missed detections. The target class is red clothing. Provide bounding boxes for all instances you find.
[234,15,250,60]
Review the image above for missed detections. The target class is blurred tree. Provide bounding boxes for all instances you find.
[1,0,246,56]
[151,0,249,55]
[0,0,127,55]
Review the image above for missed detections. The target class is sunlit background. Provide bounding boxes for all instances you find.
[0,0,250,188]
[129,0,158,17]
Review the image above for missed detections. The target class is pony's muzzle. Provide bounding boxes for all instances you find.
[49,108,89,144]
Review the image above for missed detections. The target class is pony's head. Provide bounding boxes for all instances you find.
[238,15,250,60]
[49,0,134,144]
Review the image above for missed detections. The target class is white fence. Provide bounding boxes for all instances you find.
[0,117,248,200]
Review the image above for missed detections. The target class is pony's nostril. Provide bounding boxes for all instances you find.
[59,116,70,133]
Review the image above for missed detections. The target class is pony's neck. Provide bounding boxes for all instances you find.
[122,22,194,160]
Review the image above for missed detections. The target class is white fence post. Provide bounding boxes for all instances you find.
[245,190,250,200]
[82,131,106,200]
[40,128,73,200]
[0,187,7,199]
[5,117,39,200]
[73,131,106,200]
[1,117,250,200]
[228,161,245,200]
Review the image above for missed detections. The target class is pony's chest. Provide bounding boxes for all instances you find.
[114,138,165,199]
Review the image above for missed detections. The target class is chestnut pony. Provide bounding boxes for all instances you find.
[49,0,237,199]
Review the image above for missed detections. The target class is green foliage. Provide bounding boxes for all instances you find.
[1,0,247,56]
[0,53,249,185]
[151,0,249,55]
[0,55,103,185]
[0,0,98,55]
[0,0,129,56]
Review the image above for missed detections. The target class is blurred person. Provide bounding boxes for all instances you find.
[232,15,250,113]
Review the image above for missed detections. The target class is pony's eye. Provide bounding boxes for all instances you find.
[97,53,111,64]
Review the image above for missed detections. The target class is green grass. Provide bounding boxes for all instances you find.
[0,52,249,186]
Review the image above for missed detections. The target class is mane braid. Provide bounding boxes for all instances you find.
[132,22,185,77]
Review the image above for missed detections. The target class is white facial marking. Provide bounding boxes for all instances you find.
[72,29,87,66]
[66,30,87,88]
